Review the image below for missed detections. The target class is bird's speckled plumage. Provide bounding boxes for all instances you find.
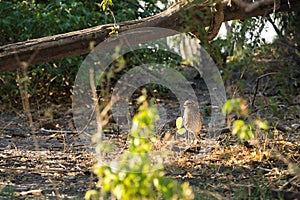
[183,100,203,139]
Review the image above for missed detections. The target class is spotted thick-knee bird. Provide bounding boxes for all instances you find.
[183,100,203,140]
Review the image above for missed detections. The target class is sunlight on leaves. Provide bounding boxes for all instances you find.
[222,98,248,117]
[87,92,194,199]
[177,128,186,135]
[255,120,268,130]
[98,0,113,11]
[232,120,254,140]
[176,117,187,135]
[176,117,183,129]
[85,190,99,200]
[223,98,269,141]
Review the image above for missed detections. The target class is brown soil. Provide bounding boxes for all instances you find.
[0,64,299,199]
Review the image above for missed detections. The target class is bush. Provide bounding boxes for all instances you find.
[86,92,194,200]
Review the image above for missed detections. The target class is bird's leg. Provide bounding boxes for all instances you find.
[190,131,202,143]
[187,131,196,141]
[195,131,202,142]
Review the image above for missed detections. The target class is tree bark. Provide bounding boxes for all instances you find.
[0,0,297,72]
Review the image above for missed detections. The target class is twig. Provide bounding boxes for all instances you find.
[40,128,78,133]
[19,189,43,196]
[232,66,247,97]
[257,166,273,172]
[279,175,298,190]
[251,72,277,108]
[89,68,102,135]
[70,73,117,140]
[15,48,40,151]
[266,15,282,37]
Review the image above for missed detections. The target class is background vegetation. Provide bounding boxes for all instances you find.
[0,0,298,108]
[0,0,168,106]
[0,0,299,199]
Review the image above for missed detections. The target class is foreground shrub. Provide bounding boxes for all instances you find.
[86,93,194,200]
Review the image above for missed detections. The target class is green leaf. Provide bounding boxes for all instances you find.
[85,190,99,200]
[232,120,245,135]
[232,120,255,141]
[222,100,233,114]
[176,117,183,129]
[99,0,114,11]
[255,120,268,130]
[222,98,248,116]
[177,128,186,135]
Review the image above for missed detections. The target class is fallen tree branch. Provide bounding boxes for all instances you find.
[229,0,281,13]
[0,0,297,72]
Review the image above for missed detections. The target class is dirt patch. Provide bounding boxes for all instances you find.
[0,110,97,199]
[0,66,299,199]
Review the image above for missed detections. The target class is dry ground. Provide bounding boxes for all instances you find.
[0,64,299,199]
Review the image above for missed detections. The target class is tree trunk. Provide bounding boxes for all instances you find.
[0,0,297,72]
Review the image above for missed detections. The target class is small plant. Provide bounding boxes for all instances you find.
[86,91,194,200]
[222,98,268,140]
[176,116,186,135]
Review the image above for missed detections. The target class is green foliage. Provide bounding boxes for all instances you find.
[106,26,119,36]
[98,0,114,11]
[223,98,268,141]
[231,120,254,141]
[222,98,248,118]
[0,0,168,105]
[86,92,194,200]
[0,1,105,44]
[1,0,297,108]
[0,0,106,102]
[176,116,186,135]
